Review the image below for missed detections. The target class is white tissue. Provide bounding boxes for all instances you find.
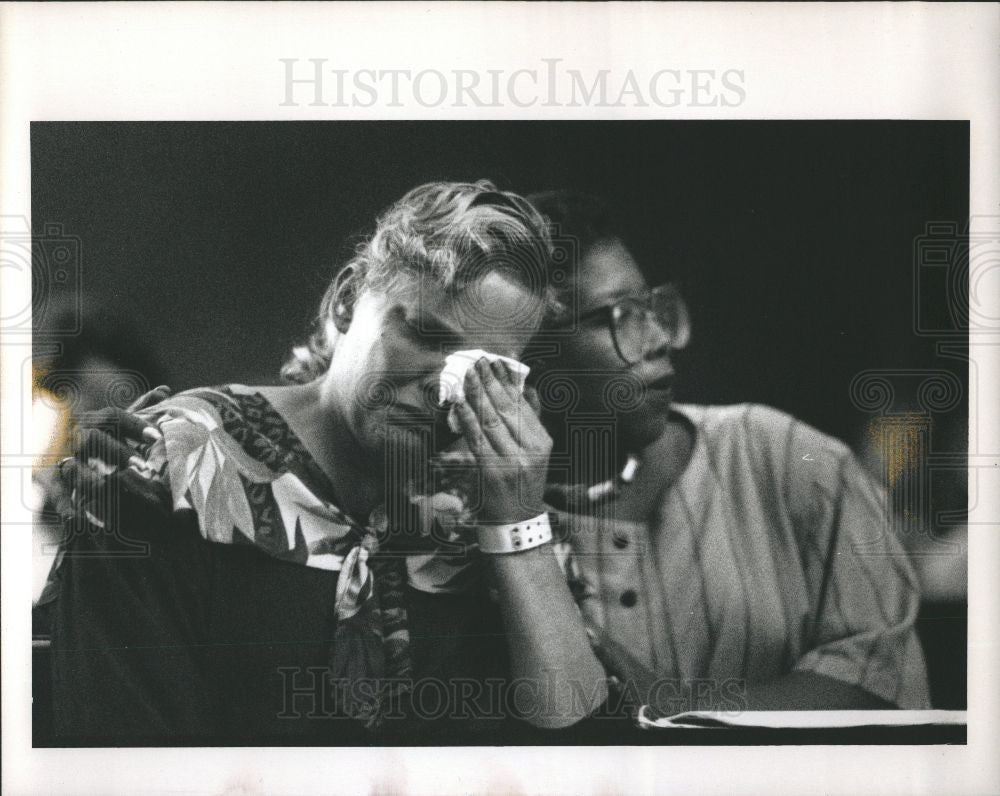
[438,349,530,433]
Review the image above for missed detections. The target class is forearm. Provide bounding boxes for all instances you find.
[452,360,608,726]
[738,672,894,711]
[486,544,608,729]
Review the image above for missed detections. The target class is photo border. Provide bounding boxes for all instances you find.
[2,3,997,794]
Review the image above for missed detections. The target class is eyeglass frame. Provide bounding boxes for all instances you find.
[571,283,691,365]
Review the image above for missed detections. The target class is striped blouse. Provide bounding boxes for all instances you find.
[553,403,930,709]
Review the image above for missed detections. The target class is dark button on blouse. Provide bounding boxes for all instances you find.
[620,589,638,608]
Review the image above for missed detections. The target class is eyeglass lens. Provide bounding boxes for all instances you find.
[613,287,690,364]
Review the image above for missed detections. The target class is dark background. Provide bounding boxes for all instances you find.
[30,120,967,449]
[31,121,968,710]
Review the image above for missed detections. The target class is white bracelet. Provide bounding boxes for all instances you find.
[476,512,553,555]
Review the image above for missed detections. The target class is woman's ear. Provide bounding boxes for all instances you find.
[330,265,360,334]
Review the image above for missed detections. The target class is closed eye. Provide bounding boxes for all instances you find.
[400,312,462,347]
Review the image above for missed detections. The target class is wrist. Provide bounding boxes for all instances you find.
[476,512,552,555]
[475,502,545,526]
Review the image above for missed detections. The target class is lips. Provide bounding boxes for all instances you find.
[639,373,675,411]
[388,403,436,422]
[644,374,674,392]
[388,403,462,448]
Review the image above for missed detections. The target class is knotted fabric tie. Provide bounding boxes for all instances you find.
[329,533,412,729]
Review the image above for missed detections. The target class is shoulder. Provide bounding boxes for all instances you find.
[141,384,254,430]
[679,402,850,460]
[676,403,854,501]
[138,384,289,494]
[141,384,293,464]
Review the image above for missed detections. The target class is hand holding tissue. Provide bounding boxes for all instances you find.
[439,349,530,433]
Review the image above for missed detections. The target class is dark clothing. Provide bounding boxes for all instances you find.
[49,386,515,745]
[51,500,512,745]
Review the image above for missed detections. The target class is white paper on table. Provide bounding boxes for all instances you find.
[637,707,967,730]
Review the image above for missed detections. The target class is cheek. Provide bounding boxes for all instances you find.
[554,328,624,374]
[346,335,445,417]
[581,322,619,354]
[333,332,392,410]
[344,317,412,376]
[535,335,627,416]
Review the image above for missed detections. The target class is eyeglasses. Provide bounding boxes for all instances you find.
[580,284,691,365]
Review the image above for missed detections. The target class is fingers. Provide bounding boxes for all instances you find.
[114,405,163,442]
[77,405,162,449]
[450,397,488,456]
[453,359,551,524]
[461,357,550,456]
[492,359,523,402]
[464,359,516,455]
[72,426,135,469]
[496,360,547,444]
[490,359,549,451]
[127,384,172,413]
[55,457,81,497]
[54,459,169,524]
[69,400,165,492]
[523,381,542,418]
[54,457,111,510]
[451,390,519,467]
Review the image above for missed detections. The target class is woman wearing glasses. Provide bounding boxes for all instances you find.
[525,190,929,715]
[52,187,930,738]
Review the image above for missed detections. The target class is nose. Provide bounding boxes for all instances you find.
[642,311,673,361]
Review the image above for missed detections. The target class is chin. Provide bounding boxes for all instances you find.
[366,423,436,490]
[618,403,670,452]
[370,417,429,448]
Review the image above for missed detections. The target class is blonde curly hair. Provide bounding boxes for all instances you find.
[281,180,555,384]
